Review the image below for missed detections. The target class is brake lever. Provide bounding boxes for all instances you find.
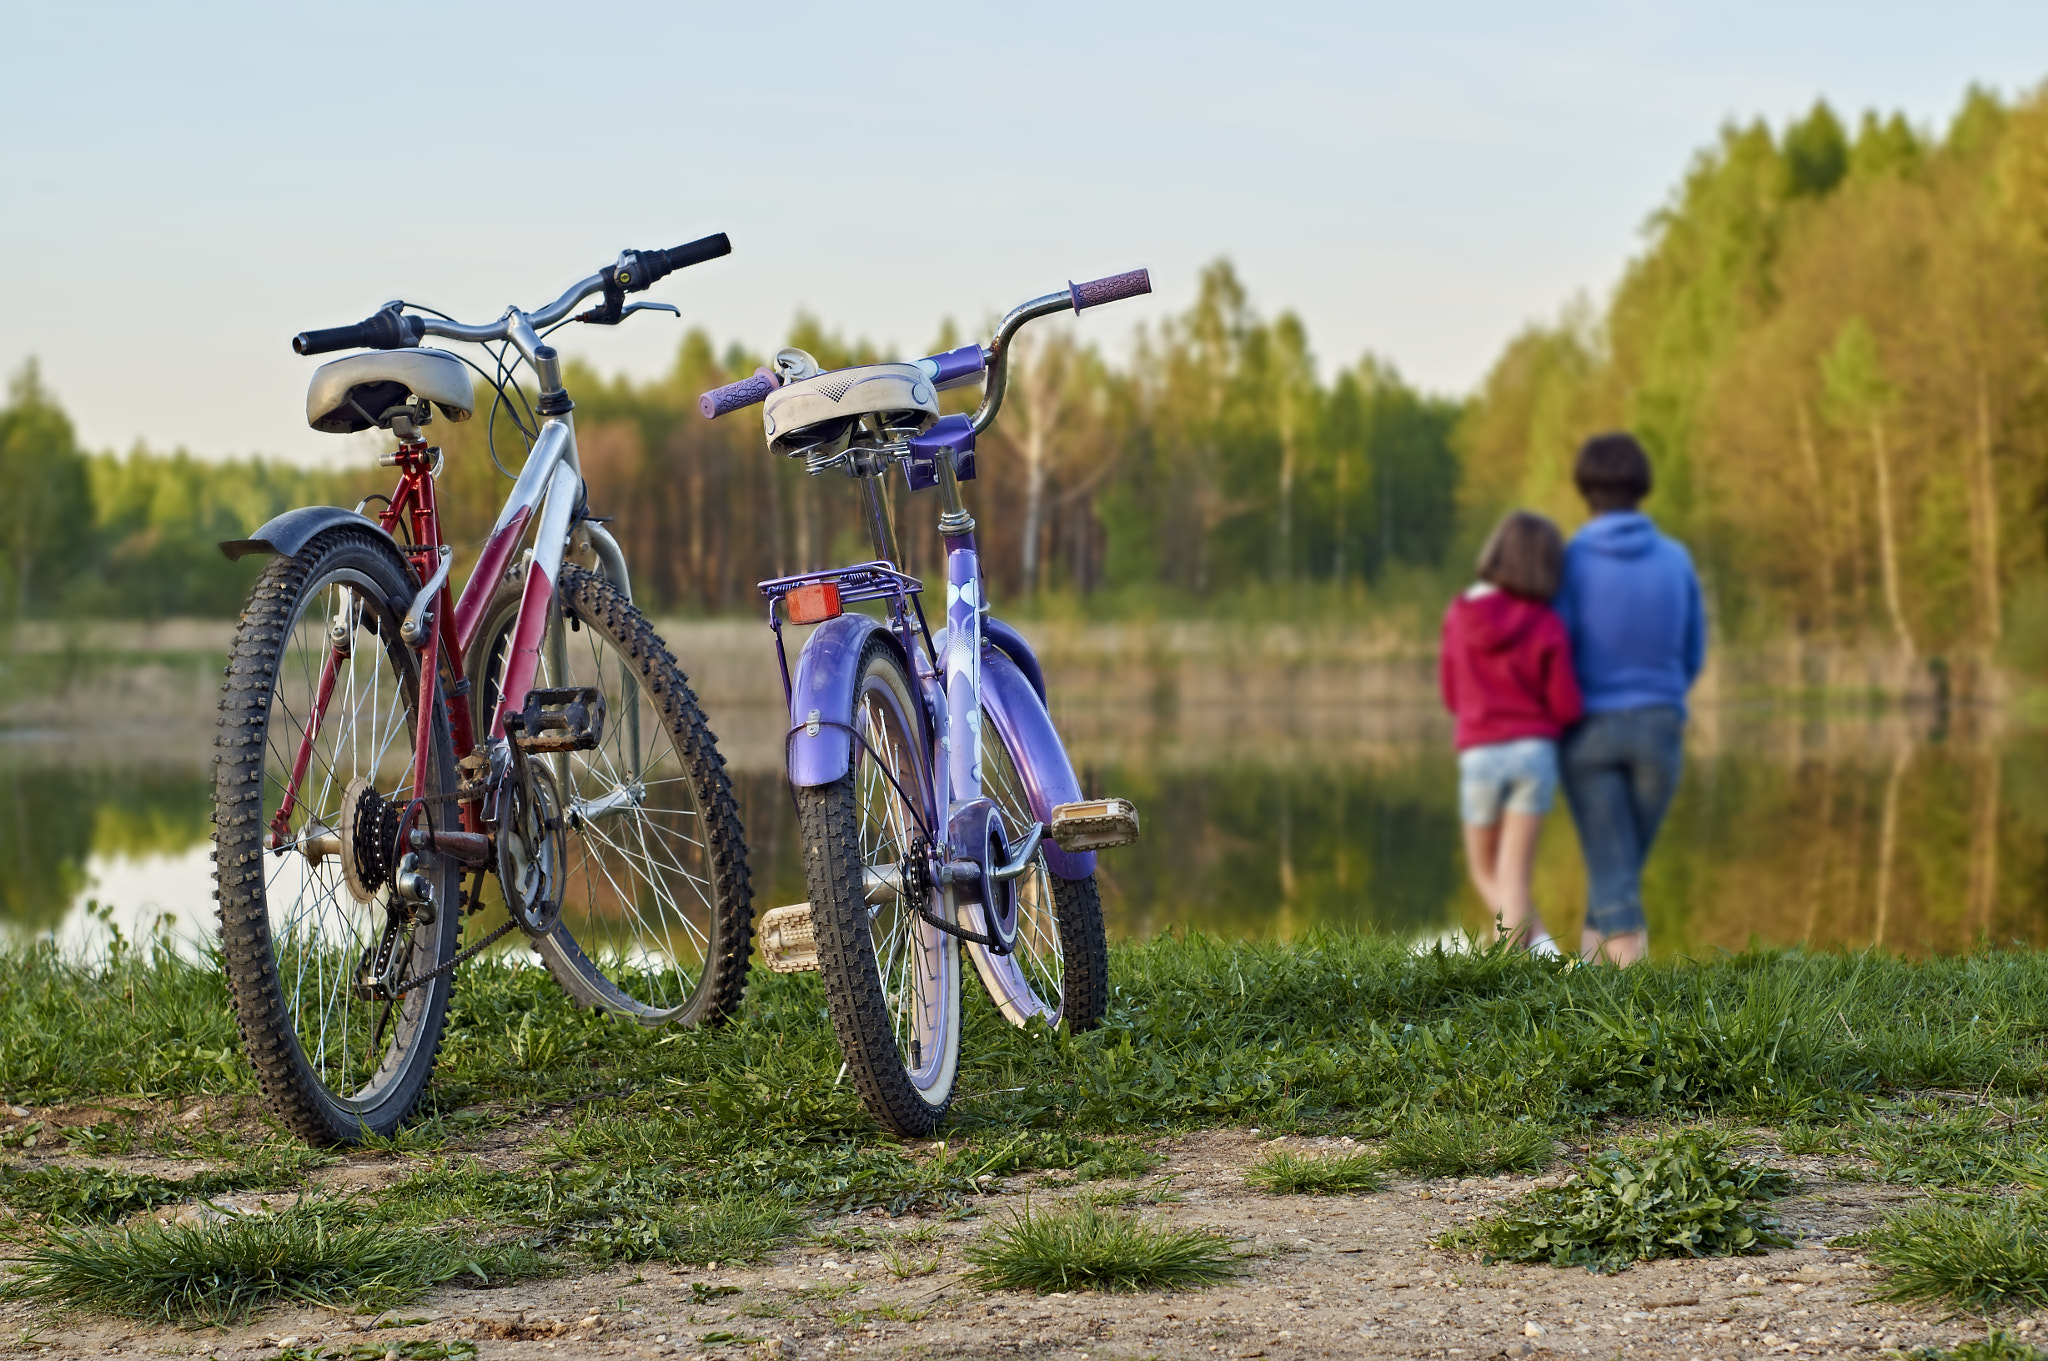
[620,302,678,320]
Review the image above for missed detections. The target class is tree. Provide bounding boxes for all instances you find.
[0,362,92,618]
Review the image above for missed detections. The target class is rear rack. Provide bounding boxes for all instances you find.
[757,560,923,613]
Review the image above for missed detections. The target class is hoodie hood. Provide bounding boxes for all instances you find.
[1453,587,1550,654]
[1576,511,1658,559]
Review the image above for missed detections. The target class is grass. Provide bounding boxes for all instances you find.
[576,1194,805,1266]
[1466,1131,1795,1273]
[1905,1336,2048,1361]
[0,1147,326,1225]
[0,1201,539,1323]
[0,934,2044,1320]
[1245,1147,1386,1195]
[1383,1113,1556,1176]
[962,1199,1242,1293]
[1859,1195,2048,1313]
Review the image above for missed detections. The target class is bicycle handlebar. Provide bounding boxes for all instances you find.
[696,265,1150,438]
[290,232,731,354]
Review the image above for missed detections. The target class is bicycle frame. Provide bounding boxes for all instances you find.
[262,352,621,854]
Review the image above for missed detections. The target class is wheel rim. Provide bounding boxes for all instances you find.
[853,670,954,1095]
[969,713,1066,1026]
[258,569,442,1109]
[482,600,720,1017]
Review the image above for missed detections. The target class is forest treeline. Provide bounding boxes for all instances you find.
[8,80,2048,654]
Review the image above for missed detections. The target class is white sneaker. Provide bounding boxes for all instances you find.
[1526,933,1562,958]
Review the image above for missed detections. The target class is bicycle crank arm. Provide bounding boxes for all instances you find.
[989,822,1045,881]
[569,783,645,827]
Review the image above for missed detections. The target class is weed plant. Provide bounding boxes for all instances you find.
[1859,1195,2048,1312]
[963,1199,1241,1293]
[1470,1132,1794,1273]
[0,1201,538,1322]
[1245,1147,1386,1195]
[1383,1113,1556,1176]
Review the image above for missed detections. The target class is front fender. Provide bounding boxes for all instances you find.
[219,506,398,562]
[980,645,1096,881]
[787,614,918,788]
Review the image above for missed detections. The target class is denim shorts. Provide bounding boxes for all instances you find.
[1457,738,1560,827]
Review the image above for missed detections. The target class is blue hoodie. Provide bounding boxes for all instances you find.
[1552,512,1707,717]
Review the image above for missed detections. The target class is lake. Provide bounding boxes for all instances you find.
[1,620,2039,959]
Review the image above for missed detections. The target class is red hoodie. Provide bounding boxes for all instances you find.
[1438,586,1583,750]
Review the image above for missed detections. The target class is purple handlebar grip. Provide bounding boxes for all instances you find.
[698,368,779,420]
[922,343,986,388]
[1068,268,1152,312]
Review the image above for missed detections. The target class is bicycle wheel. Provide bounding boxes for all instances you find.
[469,564,751,1025]
[213,527,461,1145]
[801,635,959,1136]
[969,711,1110,1032]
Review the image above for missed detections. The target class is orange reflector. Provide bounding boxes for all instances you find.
[786,581,843,624]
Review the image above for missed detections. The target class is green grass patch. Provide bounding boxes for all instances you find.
[1467,1132,1794,1273]
[963,1199,1241,1293]
[577,1194,805,1266]
[0,1201,539,1323]
[0,1147,331,1225]
[1904,1336,2048,1361]
[1245,1147,1386,1195]
[1861,1195,2048,1313]
[1383,1114,1556,1177]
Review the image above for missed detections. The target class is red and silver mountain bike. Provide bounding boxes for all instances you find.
[212,236,752,1145]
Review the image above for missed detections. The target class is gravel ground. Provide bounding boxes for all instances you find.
[0,1126,2032,1361]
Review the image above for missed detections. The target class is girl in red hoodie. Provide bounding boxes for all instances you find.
[1439,511,1583,954]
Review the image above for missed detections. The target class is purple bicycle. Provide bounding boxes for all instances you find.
[700,270,1149,1135]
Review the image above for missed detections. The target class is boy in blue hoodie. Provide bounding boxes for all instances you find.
[1551,433,1706,965]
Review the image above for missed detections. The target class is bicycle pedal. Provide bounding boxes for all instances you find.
[759,903,819,973]
[505,686,606,753]
[1048,797,1140,851]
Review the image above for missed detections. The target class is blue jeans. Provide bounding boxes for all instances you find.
[1560,706,1685,937]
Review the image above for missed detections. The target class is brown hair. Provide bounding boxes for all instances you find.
[1573,431,1653,511]
[1476,510,1565,601]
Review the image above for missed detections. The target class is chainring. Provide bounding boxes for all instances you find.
[497,760,568,938]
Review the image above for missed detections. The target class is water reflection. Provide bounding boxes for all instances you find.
[7,705,2045,958]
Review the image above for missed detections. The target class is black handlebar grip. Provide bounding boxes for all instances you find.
[657,232,732,274]
[698,369,777,419]
[1068,268,1152,312]
[292,310,421,356]
[619,233,733,293]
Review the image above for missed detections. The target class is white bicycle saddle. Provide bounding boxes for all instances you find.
[306,349,476,434]
[762,362,939,458]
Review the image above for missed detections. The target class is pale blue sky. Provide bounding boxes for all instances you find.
[3,2,2044,462]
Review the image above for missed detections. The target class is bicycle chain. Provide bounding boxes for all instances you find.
[390,916,522,997]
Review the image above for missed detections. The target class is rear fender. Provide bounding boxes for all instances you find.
[980,645,1096,880]
[219,506,400,562]
[787,613,919,788]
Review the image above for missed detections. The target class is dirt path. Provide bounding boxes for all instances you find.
[0,1128,2027,1361]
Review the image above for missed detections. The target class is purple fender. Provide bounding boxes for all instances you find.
[983,616,1048,707]
[786,613,919,788]
[934,625,1095,881]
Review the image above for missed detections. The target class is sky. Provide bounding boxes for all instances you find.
[3,2,2046,464]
